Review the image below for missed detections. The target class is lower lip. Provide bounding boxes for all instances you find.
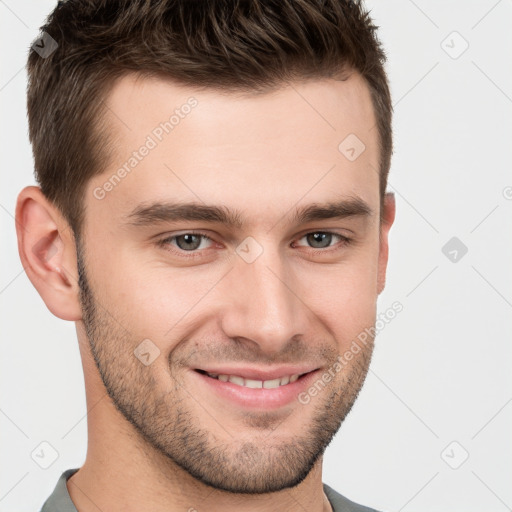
[191,370,320,410]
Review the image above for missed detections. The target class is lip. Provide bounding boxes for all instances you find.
[190,367,321,410]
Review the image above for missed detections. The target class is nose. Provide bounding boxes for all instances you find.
[218,243,311,355]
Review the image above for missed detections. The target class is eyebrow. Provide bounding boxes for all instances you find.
[124,196,373,229]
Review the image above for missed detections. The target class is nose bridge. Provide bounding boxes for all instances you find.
[220,243,308,352]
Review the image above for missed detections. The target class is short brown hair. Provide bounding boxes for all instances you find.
[27,0,392,238]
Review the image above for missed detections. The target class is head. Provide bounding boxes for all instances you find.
[17,0,395,495]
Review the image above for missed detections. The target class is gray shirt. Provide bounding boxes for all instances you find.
[40,468,381,512]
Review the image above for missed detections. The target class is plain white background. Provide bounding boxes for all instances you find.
[1,1,511,511]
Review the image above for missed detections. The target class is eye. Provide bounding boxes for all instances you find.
[157,232,214,256]
[293,232,351,250]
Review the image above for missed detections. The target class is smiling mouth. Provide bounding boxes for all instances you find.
[195,369,310,389]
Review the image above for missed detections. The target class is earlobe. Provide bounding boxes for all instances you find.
[377,192,396,295]
[15,186,83,321]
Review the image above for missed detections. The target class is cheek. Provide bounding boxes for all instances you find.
[90,247,223,344]
[87,249,174,340]
[296,250,380,342]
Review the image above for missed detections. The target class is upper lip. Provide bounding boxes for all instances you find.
[194,366,318,381]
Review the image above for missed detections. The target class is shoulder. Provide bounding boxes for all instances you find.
[39,468,79,512]
[323,483,383,512]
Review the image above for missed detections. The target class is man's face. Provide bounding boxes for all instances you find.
[77,73,391,493]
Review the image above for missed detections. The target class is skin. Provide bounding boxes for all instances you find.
[16,72,395,512]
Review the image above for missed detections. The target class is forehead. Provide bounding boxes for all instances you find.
[104,72,377,148]
[87,73,380,229]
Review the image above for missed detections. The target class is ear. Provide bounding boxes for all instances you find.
[15,186,82,321]
[377,192,396,295]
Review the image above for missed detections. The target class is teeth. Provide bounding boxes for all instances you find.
[263,378,281,389]
[229,375,244,386]
[244,379,263,389]
[206,372,301,388]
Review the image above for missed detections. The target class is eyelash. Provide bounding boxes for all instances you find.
[156,230,352,259]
